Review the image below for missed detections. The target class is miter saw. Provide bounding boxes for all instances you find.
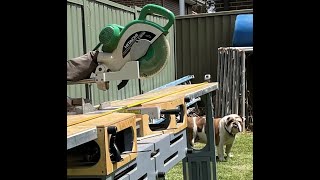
[92,4,175,91]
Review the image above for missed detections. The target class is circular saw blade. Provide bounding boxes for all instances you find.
[138,34,170,78]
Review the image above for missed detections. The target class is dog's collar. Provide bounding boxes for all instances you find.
[224,125,235,137]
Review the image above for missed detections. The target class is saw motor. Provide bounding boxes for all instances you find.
[93,4,175,91]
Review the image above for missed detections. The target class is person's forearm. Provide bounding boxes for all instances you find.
[67,51,99,81]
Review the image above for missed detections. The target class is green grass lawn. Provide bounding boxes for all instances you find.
[166,132,253,180]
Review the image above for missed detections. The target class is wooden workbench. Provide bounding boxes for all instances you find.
[67,82,219,177]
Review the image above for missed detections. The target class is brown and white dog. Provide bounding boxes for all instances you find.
[187,114,243,161]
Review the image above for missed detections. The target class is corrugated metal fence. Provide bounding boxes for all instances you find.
[175,9,253,83]
[67,0,176,105]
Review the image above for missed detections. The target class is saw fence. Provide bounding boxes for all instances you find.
[67,81,219,180]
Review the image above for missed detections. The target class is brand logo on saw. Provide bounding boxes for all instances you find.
[122,31,147,58]
[124,32,145,49]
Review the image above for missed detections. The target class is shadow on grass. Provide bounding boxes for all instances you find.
[166,132,253,180]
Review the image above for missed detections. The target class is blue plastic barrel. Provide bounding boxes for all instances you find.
[232,14,253,47]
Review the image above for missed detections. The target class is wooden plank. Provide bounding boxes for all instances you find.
[68,125,109,176]
[216,50,221,117]
[68,114,137,176]
[67,112,135,128]
[235,50,240,115]
[67,83,216,144]
[67,125,96,137]
[232,49,236,114]
[143,83,217,105]
[227,48,232,115]
[99,84,198,107]
[221,50,228,116]
[67,114,96,121]
[99,83,216,108]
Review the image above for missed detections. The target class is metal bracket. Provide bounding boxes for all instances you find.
[67,98,96,115]
[99,103,184,125]
[94,61,140,91]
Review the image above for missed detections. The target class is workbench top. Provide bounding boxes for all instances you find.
[67,82,218,150]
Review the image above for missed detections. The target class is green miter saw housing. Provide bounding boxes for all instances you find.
[93,4,175,90]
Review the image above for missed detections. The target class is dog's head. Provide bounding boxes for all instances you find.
[224,114,243,135]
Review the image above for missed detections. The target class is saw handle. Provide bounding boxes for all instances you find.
[138,4,175,33]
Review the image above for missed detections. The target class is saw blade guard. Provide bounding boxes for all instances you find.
[138,34,170,78]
